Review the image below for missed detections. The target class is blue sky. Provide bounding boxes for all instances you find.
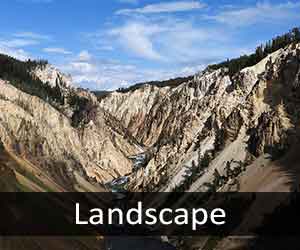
[0,0,300,90]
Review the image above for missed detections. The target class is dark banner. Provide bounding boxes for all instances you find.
[0,192,299,236]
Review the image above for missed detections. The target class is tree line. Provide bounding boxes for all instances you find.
[0,54,64,105]
[116,76,194,93]
[112,27,300,93]
[207,27,300,76]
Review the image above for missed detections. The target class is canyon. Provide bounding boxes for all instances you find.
[1,40,300,249]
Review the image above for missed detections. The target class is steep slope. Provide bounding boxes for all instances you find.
[187,43,300,193]
[2,43,299,193]
[0,139,65,192]
[100,43,300,192]
[98,42,300,250]
[1,34,300,250]
[0,64,143,190]
[99,84,171,142]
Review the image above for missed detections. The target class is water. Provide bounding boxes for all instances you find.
[106,153,176,250]
[129,153,147,171]
[109,152,149,192]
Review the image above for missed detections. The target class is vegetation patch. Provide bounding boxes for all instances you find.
[0,54,64,105]
[207,27,300,77]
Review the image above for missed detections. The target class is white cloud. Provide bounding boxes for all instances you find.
[116,1,205,15]
[80,13,255,89]
[0,38,37,60]
[104,17,230,63]
[78,50,92,61]
[60,52,202,90]
[82,2,269,89]
[154,20,229,63]
[0,46,30,60]
[61,59,137,90]
[180,64,205,75]
[53,1,300,90]
[0,31,51,61]
[0,36,39,60]
[0,39,38,48]
[14,32,51,40]
[110,22,165,61]
[69,62,97,74]
[43,47,72,55]
[209,1,300,26]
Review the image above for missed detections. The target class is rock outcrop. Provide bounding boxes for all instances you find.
[33,64,73,89]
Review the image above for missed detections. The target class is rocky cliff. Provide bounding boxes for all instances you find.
[100,43,300,193]
[1,43,300,195]
[1,39,300,250]
[0,65,143,191]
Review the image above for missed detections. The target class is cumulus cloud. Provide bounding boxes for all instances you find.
[60,50,204,90]
[116,1,205,15]
[62,59,138,90]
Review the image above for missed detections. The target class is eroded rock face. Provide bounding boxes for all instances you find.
[100,43,300,192]
[247,109,293,157]
[0,78,142,190]
[0,140,19,192]
[1,43,300,192]
[99,84,171,143]
[33,64,73,89]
